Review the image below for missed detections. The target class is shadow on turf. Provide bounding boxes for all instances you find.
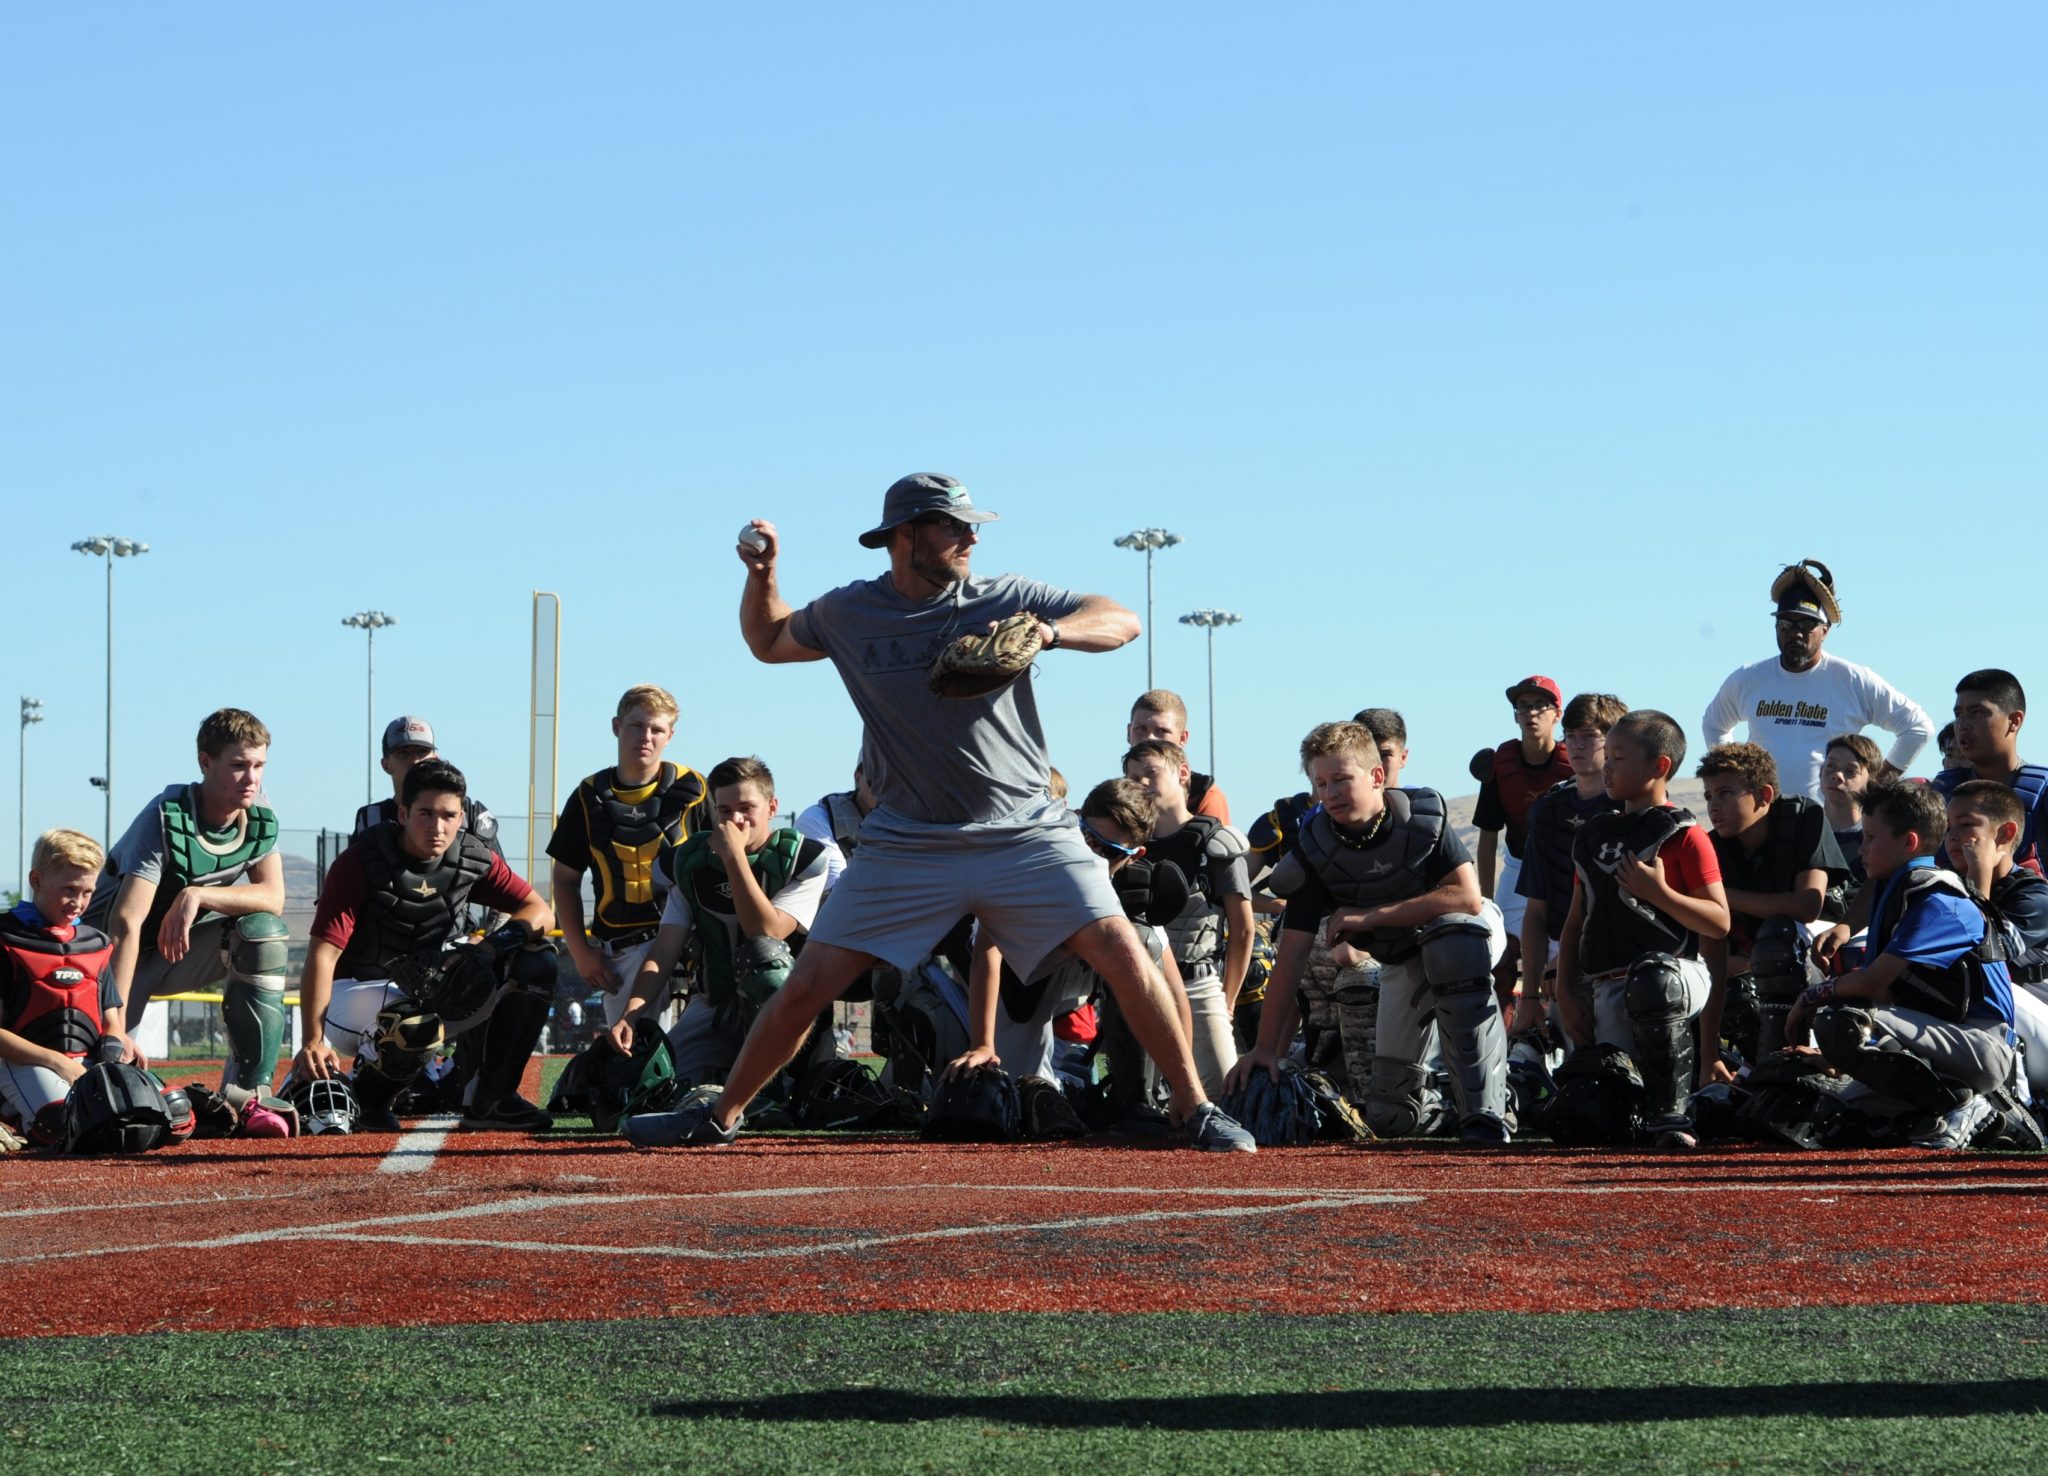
[649,1380,2048,1429]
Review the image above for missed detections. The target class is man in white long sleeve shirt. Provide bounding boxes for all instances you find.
[1702,560,1933,802]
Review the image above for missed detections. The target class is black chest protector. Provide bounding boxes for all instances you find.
[1991,868,2048,984]
[1874,866,2013,1025]
[1573,806,1700,973]
[0,914,113,1057]
[340,825,495,978]
[583,763,707,933]
[1273,789,1447,956]
[1525,781,1616,936]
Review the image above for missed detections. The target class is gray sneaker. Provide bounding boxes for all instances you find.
[1907,1092,1994,1150]
[1186,1101,1257,1154]
[625,1087,740,1148]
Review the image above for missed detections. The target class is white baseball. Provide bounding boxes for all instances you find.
[738,524,769,554]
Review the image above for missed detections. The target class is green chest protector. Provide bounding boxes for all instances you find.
[161,788,279,888]
[669,828,804,1008]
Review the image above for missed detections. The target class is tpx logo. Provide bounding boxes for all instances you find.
[52,967,85,985]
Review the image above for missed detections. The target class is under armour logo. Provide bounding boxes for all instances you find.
[410,879,437,898]
[1595,840,1628,872]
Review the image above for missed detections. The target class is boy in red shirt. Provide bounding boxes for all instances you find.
[1474,676,1574,1012]
[1556,710,1731,1150]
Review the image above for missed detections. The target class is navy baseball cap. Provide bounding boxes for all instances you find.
[381,716,436,755]
[857,473,999,549]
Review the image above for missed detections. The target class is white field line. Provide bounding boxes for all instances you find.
[377,1114,461,1175]
[0,1189,313,1221]
[4,1174,2031,1269]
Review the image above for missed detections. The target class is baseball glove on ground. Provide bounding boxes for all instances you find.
[927,612,1044,699]
[387,944,500,1024]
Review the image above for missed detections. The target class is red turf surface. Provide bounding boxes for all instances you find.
[7,1058,2048,1338]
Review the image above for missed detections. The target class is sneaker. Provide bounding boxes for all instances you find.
[1458,1115,1512,1146]
[1186,1101,1257,1154]
[1824,1009,1973,1114]
[357,1104,404,1134]
[1653,1128,1701,1153]
[460,1094,554,1133]
[1908,1093,1995,1150]
[625,1089,740,1148]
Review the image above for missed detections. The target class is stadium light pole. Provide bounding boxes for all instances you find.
[342,611,397,807]
[70,535,148,844]
[1113,528,1183,688]
[1177,610,1242,775]
[18,697,43,901]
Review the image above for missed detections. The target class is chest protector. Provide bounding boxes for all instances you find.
[1991,869,2048,985]
[1148,815,1229,966]
[1935,764,2048,876]
[1873,865,2015,1026]
[823,792,866,856]
[1717,796,1829,949]
[141,789,280,946]
[340,826,495,979]
[1486,742,1572,856]
[670,828,805,1007]
[1573,806,1700,974]
[1274,789,1447,957]
[1525,781,1614,933]
[0,914,113,1057]
[585,764,707,933]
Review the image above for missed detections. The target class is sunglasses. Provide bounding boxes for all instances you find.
[910,512,974,537]
[1078,819,1141,859]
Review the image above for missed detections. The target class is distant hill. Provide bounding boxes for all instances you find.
[1443,776,1708,853]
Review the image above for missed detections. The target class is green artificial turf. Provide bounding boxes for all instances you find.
[8,1306,2048,1474]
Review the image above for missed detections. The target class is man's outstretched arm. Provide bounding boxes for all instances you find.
[737,520,827,664]
[1040,594,1138,654]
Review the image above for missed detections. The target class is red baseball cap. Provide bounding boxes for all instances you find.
[1505,675,1562,707]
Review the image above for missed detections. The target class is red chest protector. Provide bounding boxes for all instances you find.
[0,912,113,1058]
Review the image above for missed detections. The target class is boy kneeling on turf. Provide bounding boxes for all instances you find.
[1696,741,1848,1066]
[0,829,116,1145]
[1230,721,1511,1144]
[1789,780,2024,1150]
[1555,711,1731,1152]
[1945,780,2048,1107]
[1123,739,1249,1099]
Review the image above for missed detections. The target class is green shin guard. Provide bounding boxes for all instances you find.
[221,912,291,1091]
[221,980,288,1092]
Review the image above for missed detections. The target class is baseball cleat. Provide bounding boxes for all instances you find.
[1185,1101,1257,1153]
[1458,1115,1513,1146]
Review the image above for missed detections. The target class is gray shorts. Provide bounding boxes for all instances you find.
[126,916,232,1027]
[808,806,1123,985]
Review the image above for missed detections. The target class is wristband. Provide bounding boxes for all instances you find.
[1798,979,1837,1010]
[1045,622,1062,650]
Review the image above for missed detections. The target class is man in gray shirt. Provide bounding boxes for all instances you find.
[637,472,1253,1152]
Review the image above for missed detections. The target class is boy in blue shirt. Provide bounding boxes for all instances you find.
[1791,780,2021,1148]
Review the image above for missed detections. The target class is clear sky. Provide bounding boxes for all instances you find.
[4,4,2044,887]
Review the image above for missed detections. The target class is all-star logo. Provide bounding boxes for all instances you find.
[620,806,645,821]
[411,878,437,898]
[1361,859,1394,877]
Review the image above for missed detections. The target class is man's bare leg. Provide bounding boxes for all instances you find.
[711,940,878,1131]
[1068,916,1209,1120]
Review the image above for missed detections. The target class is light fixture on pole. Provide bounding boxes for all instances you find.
[18,697,43,901]
[70,535,148,844]
[1177,609,1242,775]
[341,611,397,807]
[1112,527,1183,688]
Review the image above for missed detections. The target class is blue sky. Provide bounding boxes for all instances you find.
[4,4,2044,886]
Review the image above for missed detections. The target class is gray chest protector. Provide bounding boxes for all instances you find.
[1271,789,1447,957]
[1148,816,1236,969]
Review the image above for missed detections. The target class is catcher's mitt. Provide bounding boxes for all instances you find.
[1770,558,1841,625]
[387,944,501,1023]
[927,612,1044,699]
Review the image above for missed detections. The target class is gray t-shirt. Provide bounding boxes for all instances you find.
[788,572,1090,825]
